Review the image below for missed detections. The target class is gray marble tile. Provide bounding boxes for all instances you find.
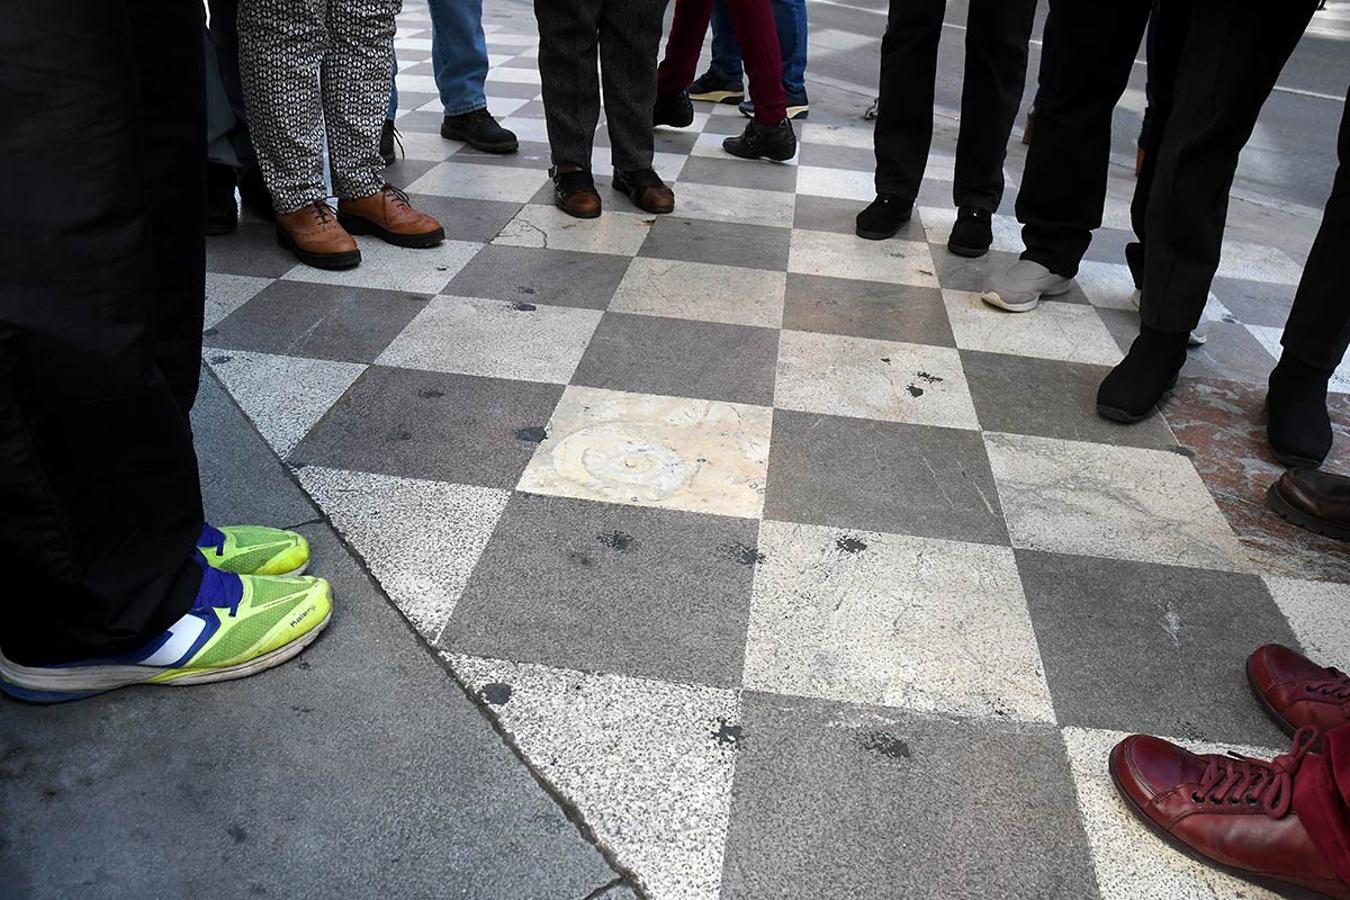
[445,244,631,309]
[639,217,792,272]
[781,274,953,346]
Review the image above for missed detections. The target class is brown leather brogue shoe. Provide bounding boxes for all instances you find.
[1110,728,1348,899]
[551,167,601,219]
[337,185,445,249]
[275,201,360,270]
[613,168,675,214]
[1268,468,1350,541]
[1250,644,1350,736]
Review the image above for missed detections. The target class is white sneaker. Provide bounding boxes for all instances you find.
[981,259,1075,313]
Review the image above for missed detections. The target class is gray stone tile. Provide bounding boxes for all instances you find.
[763,410,1009,545]
[797,141,876,172]
[396,109,450,133]
[441,494,758,687]
[382,156,439,189]
[962,350,1177,449]
[791,194,922,240]
[1179,321,1277,385]
[1017,549,1298,746]
[1211,276,1295,328]
[571,313,779,406]
[290,365,563,488]
[452,140,554,169]
[782,274,953,346]
[205,223,296,278]
[718,692,1101,899]
[933,248,1091,305]
[206,279,429,364]
[403,194,521,243]
[1081,225,1136,267]
[639,217,792,272]
[677,155,799,193]
[445,244,631,309]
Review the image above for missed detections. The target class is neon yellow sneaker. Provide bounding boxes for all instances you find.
[197,522,310,576]
[0,565,332,703]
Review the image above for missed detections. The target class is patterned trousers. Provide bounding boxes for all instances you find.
[238,0,400,214]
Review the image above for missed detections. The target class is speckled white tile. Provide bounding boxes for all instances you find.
[204,272,273,329]
[300,467,510,639]
[486,116,552,145]
[447,655,740,900]
[775,330,979,429]
[788,229,939,288]
[918,206,1022,253]
[1216,239,1305,286]
[1062,726,1284,900]
[389,129,459,162]
[281,238,482,295]
[794,166,874,202]
[517,386,771,519]
[485,66,543,85]
[205,349,365,456]
[743,521,1054,723]
[494,205,655,257]
[377,295,602,383]
[394,73,439,94]
[799,123,873,150]
[1074,261,1139,311]
[663,181,795,229]
[609,258,786,329]
[943,290,1124,365]
[1263,576,1350,663]
[405,161,549,202]
[985,432,1250,572]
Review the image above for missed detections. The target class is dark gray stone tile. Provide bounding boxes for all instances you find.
[508,100,548,118]
[797,142,875,172]
[1180,321,1278,384]
[290,366,563,488]
[445,244,631,309]
[1082,226,1137,268]
[452,141,554,170]
[206,223,295,278]
[405,194,521,243]
[483,80,546,100]
[383,157,443,189]
[793,195,922,240]
[206,280,429,364]
[783,274,953,346]
[571,313,779,406]
[719,692,1101,900]
[1211,276,1297,329]
[677,155,799,193]
[1017,549,1298,745]
[701,113,749,136]
[763,410,1009,545]
[639,217,791,272]
[962,350,1177,449]
[441,493,757,687]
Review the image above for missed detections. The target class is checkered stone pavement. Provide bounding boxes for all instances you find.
[203,3,1350,898]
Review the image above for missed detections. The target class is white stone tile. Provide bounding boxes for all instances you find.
[393,36,433,52]
[482,32,539,48]
[1263,576,1350,662]
[662,181,795,229]
[404,161,549,203]
[281,239,482,295]
[744,521,1055,723]
[517,386,772,519]
[1216,239,1305,286]
[377,295,602,383]
[609,257,786,329]
[918,207,1022,254]
[943,290,1124,366]
[489,116,552,145]
[1062,726,1285,900]
[449,656,739,900]
[204,272,272,329]
[485,66,543,85]
[809,27,877,52]
[775,330,979,429]
[984,431,1250,572]
[390,130,458,163]
[300,467,510,639]
[482,95,531,118]
[485,53,515,68]
[494,204,655,257]
[789,229,939,288]
[394,73,439,94]
[794,165,874,202]
[1073,261,1138,311]
[205,350,365,457]
[799,123,873,150]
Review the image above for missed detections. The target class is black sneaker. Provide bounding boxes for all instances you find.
[947,205,992,258]
[855,194,912,240]
[1096,326,1189,423]
[441,108,519,154]
[379,119,402,165]
[688,70,744,104]
[653,91,695,128]
[722,118,797,162]
[738,91,809,121]
[205,162,238,236]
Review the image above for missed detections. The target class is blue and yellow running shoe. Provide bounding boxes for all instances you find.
[0,565,332,703]
[197,522,310,576]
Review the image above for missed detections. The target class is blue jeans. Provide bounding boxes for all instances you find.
[708,0,807,96]
[387,0,489,120]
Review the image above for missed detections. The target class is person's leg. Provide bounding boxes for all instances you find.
[773,0,808,97]
[323,0,399,202]
[598,0,667,172]
[208,0,256,169]
[657,0,716,99]
[873,0,944,203]
[428,0,489,116]
[722,0,786,124]
[0,0,204,665]
[1127,0,1188,258]
[951,0,1036,212]
[1294,723,1350,886]
[387,47,399,120]
[535,0,603,169]
[708,0,745,83]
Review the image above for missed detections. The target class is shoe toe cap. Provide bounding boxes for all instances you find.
[1111,734,1190,803]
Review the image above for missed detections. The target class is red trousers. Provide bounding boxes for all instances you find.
[656,0,785,124]
[1299,725,1350,882]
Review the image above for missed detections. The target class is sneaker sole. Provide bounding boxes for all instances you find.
[337,213,445,249]
[856,217,912,241]
[979,278,1074,314]
[439,126,518,154]
[1096,374,1179,424]
[690,90,744,104]
[722,141,797,163]
[739,105,810,120]
[0,610,332,704]
[947,241,989,259]
[1266,481,1350,541]
[276,228,361,270]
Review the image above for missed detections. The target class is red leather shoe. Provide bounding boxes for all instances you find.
[1110,728,1348,899]
[1249,643,1350,736]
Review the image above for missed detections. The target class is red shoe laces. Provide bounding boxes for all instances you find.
[1193,726,1319,819]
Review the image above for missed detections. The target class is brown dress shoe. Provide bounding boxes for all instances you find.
[612,168,675,214]
[276,201,360,270]
[1267,468,1350,541]
[336,185,445,248]
[1110,728,1348,899]
[1250,643,1350,736]
[551,167,601,219]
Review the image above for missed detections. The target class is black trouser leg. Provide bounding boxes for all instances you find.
[535,0,603,169]
[951,0,1036,212]
[598,0,667,173]
[1016,0,1151,278]
[1140,0,1318,334]
[1279,86,1350,370]
[1128,0,1188,248]
[873,0,944,201]
[0,0,205,665]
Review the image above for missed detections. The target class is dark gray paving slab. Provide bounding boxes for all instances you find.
[442,493,758,688]
[678,155,799,193]
[405,194,521,244]
[1179,322,1278,385]
[792,195,923,240]
[782,274,953,346]
[452,140,554,169]
[796,142,874,172]
[206,223,296,278]
[446,244,631,310]
[718,691,1101,900]
[383,156,440,189]
[1210,276,1295,329]
[639,217,791,272]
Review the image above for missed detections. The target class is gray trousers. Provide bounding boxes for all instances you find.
[533,0,668,173]
[238,0,399,213]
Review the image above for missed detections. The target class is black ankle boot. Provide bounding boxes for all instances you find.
[722,118,797,162]
[653,91,695,128]
[205,162,238,235]
[1268,354,1334,467]
[1097,326,1189,423]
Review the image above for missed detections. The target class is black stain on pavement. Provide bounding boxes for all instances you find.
[516,286,537,295]
[227,824,249,844]
[387,429,412,442]
[836,536,868,554]
[569,550,594,567]
[597,530,635,551]
[861,731,911,761]
[914,371,943,383]
[480,683,514,706]
[906,384,924,398]
[720,541,765,566]
[712,718,743,747]
[515,426,548,443]
[418,388,445,399]
[510,301,537,312]
[210,354,233,364]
